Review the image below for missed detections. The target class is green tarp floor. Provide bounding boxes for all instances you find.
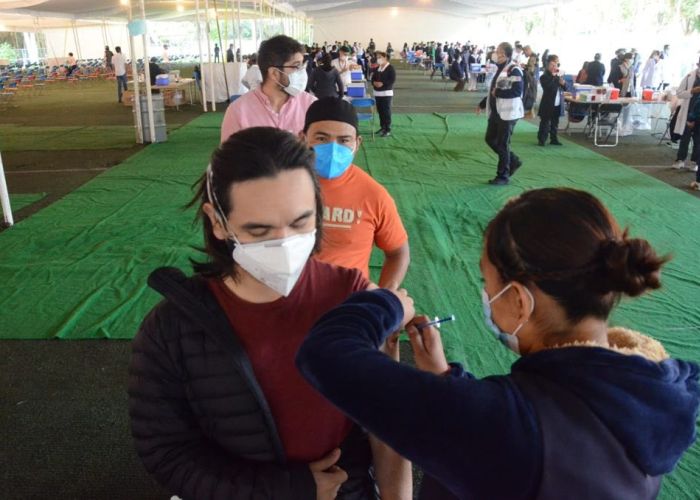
[0,112,698,498]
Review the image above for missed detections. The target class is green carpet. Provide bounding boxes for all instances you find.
[0,112,698,498]
[9,193,45,212]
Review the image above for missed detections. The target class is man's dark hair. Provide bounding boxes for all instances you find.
[190,127,322,278]
[115,46,121,53]
[498,42,513,59]
[257,35,304,82]
[594,53,601,61]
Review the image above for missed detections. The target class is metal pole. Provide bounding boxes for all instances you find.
[0,152,13,227]
[232,0,236,57]
[212,0,230,102]
[139,0,157,142]
[71,20,81,62]
[205,0,216,110]
[127,1,143,144]
[195,0,208,111]
[236,0,242,56]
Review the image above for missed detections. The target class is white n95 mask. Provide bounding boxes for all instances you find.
[278,67,308,97]
[231,230,316,297]
[205,164,316,297]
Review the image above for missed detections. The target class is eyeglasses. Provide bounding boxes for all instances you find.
[274,64,304,71]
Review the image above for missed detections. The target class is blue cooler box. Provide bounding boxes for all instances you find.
[155,74,170,86]
[348,85,365,97]
[350,70,363,81]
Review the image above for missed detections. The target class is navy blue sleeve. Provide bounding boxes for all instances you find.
[296,289,541,500]
[495,66,523,99]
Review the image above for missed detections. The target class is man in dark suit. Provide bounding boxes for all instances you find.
[538,54,567,146]
[607,49,625,86]
[585,53,606,86]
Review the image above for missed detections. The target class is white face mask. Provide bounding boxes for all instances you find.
[230,230,316,297]
[205,164,316,296]
[277,67,308,97]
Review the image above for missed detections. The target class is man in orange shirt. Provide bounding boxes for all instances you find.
[301,97,410,289]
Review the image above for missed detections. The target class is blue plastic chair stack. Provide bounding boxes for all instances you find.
[350,97,376,140]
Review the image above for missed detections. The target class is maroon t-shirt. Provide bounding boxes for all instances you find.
[208,257,370,462]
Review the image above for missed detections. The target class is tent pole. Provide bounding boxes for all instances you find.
[139,0,157,142]
[0,152,13,227]
[127,1,143,144]
[228,0,234,59]
[205,0,216,111]
[71,20,81,62]
[212,0,230,102]
[195,0,208,111]
[236,0,242,56]
[38,18,58,70]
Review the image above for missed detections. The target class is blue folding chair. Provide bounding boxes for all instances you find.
[350,97,376,140]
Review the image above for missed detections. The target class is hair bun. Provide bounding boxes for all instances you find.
[598,236,667,296]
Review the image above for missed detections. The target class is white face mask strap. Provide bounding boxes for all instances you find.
[274,67,291,87]
[511,286,535,337]
[488,282,512,304]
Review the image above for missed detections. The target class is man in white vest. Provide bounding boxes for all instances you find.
[480,42,524,185]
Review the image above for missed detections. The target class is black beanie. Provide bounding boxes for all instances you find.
[303,97,358,132]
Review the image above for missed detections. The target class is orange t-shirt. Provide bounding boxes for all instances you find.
[317,165,408,278]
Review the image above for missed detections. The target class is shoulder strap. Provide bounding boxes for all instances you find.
[148,267,287,463]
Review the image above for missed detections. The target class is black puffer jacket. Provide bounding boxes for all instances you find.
[128,267,375,499]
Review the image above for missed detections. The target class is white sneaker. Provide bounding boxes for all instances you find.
[688,162,698,172]
[690,181,700,191]
[672,160,686,169]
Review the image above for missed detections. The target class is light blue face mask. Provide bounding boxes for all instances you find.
[481,283,535,355]
[313,142,354,179]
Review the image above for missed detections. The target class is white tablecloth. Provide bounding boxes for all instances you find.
[201,62,248,103]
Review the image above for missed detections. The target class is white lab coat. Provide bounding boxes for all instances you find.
[640,58,659,89]
[673,70,700,135]
[657,54,677,86]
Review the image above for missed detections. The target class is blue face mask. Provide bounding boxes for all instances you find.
[481,283,535,355]
[313,142,354,179]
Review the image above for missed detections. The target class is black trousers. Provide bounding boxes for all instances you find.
[376,96,392,132]
[538,106,561,144]
[485,113,519,179]
[677,123,700,162]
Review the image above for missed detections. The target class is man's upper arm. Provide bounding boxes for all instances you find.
[374,187,408,252]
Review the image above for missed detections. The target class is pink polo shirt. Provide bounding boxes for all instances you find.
[220,87,317,142]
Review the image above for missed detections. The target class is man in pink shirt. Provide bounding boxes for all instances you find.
[221,35,316,142]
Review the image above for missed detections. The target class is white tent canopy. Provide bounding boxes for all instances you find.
[0,0,298,24]
[0,0,558,27]
[288,0,554,18]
